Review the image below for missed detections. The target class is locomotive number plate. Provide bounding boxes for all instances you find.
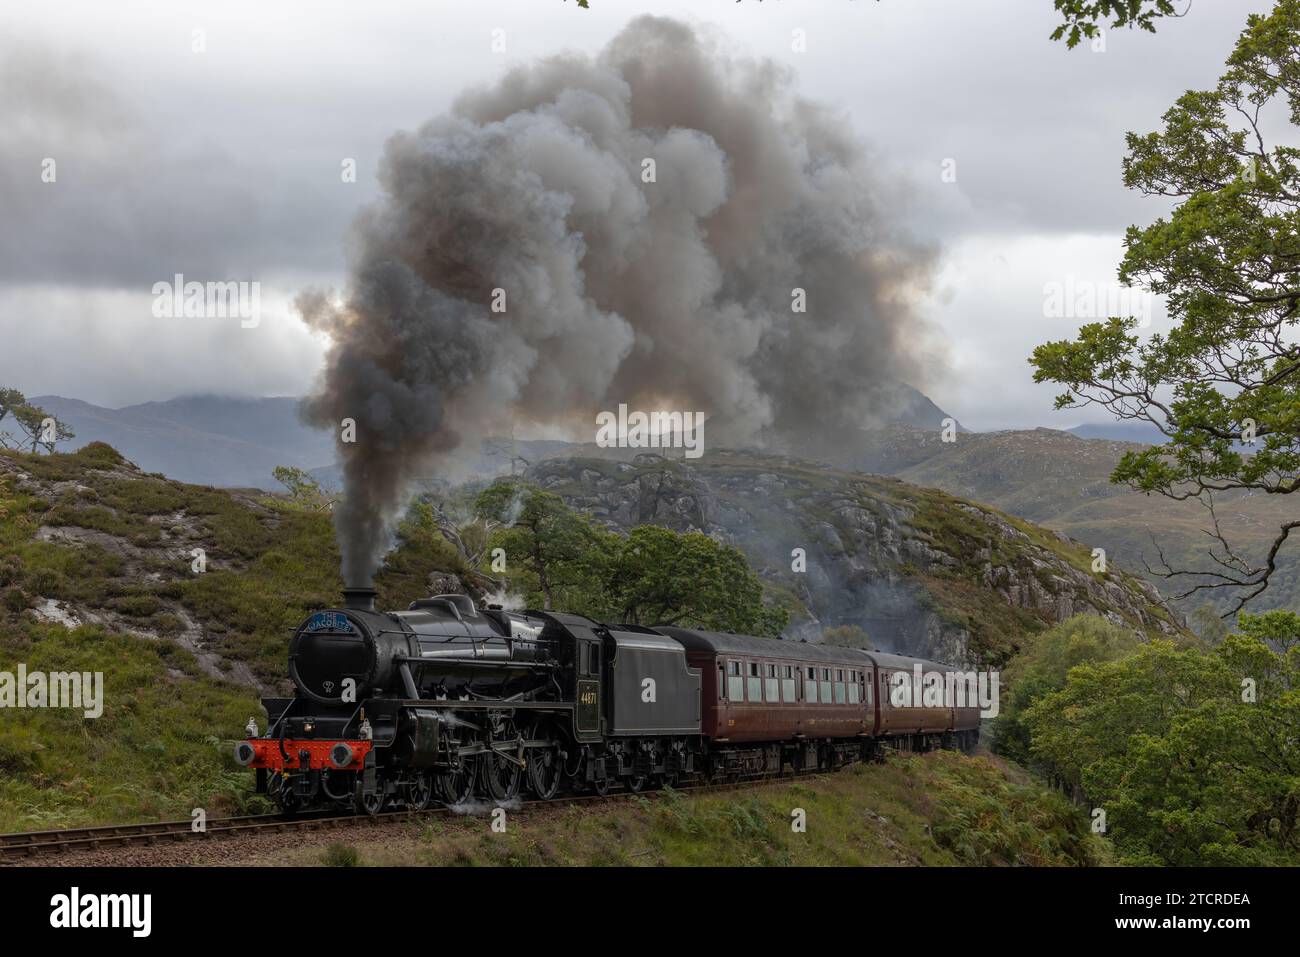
[576,678,599,734]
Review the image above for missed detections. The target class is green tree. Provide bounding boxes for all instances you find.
[475,480,612,611]
[377,499,487,608]
[0,386,74,454]
[272,465,338,511]
[568,2,1186,48]
[822,624,872,649]
[1190,603,1231,644]
[1050,0,1186,48]
[991,615,1142,767]
[474,479,788,634]
[603,525,788,636]
[0,387,23,422]
[1022,611,1300,864]
[1031,0,1300,613]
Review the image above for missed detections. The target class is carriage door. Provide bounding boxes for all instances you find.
[576,638,601,737]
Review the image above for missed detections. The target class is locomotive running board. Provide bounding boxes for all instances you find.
[395,700,574,711]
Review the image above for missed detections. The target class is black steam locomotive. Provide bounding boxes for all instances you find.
[235,588,981,814]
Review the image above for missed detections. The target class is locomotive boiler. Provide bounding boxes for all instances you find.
[236,589,981,814]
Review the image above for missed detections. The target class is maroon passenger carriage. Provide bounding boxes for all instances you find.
[661,629,981,778]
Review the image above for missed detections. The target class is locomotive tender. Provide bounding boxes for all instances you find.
[235,588,981,813]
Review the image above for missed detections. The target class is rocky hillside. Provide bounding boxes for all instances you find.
[526,449,1183,666]
[849,427,1299,619]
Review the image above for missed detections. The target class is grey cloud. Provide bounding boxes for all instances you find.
[0,40,352,289]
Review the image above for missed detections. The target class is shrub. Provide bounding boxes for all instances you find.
[108,594,162,617]
[323,843,360,867]
[1,587,29,613]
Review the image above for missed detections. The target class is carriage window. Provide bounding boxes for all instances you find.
[748,662,762,702]
[718,664,725,700]
[806,667,818,703]
[849,670,860,705]
[727,661,744,701]
[782,665,796,702]
[835,668,846,704]
[820,668,832,705]
[765,664,779,702]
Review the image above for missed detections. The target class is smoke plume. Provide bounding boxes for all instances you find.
[301,15,936,586]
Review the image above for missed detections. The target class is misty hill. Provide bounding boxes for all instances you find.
[873,382,963,431]
[21,395,337,489]
[22,383,959,491]
[855,426,1299,620]
[1067,421,1168,444]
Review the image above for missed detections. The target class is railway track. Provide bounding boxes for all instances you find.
[0,810,357,860]
[0,769,825,862]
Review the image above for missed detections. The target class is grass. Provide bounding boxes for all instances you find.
[177,508,343,686]
[292,752,1111,867]
[0,618,261,832]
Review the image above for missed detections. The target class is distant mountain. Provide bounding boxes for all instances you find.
[18,385,960,491]
[305,438,577,493]
[15,395,337,489]
[882,382,965,432]
[1067,421,1166,445]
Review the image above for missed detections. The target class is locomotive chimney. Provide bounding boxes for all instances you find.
[342,587,377,613]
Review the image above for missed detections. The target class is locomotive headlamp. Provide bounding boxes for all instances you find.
[330,743,355,769]
[233,742,256,766]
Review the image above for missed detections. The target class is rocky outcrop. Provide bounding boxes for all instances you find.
[527,450,1183,666]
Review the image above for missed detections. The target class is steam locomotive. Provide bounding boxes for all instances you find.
[234,588,981,814]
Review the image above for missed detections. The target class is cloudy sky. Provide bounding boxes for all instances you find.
[0,0,1276,431]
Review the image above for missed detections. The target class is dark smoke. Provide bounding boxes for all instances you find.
[301,15,937,587]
